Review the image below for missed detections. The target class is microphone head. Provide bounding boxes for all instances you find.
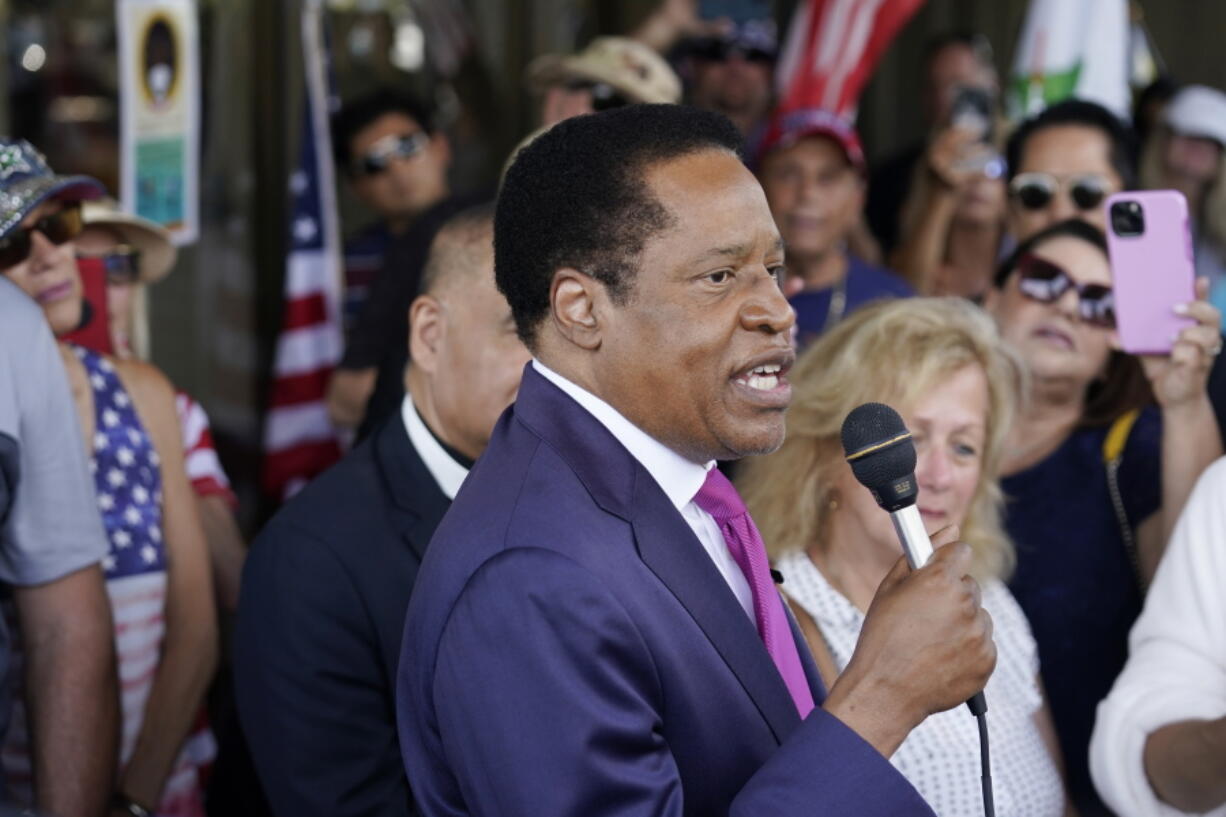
[840,402,918,512]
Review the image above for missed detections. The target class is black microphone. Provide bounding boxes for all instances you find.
[840,402,987,718]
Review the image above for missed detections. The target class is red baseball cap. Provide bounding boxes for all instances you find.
[755,108,866,173]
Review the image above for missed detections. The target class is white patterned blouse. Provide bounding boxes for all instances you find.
[778,549,1066,817]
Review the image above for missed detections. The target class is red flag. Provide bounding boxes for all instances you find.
[775,0,926,118]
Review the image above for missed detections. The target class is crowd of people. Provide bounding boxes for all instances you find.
[1,3,1226,816]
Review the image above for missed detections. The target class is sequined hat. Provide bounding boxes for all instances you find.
[0,138,104,241]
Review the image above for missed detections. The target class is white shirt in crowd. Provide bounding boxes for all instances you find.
[533,359,755,620]
[777,549,1065,817]
[1090,457,1226,817]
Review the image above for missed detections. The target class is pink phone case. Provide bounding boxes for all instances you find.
[1105,190,1197,355]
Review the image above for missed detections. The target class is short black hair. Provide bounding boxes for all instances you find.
[418,201,496,297]
[331,90,435,172]
[993,217,1108,289]
[1005,99,1138,189]
[494,104,744,347]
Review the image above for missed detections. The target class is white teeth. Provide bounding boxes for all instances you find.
[746,375,779,390]
[750,364,782,376]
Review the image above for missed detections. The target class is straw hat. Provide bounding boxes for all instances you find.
[80,198,177,284]
[527,37,682,105]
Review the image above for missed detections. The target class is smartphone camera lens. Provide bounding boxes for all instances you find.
[1110,200,1145,237]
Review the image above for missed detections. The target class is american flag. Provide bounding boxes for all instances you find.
[775,0,927,118]
[261,0,344,502]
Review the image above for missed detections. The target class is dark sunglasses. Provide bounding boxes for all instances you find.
[563,80,631,112]
[689,39,775,64]
[78,244,142,285]
[0,205,83,269]
[1008,172,1113,212]
[1015,253,1116,328]
[353,132,429,177]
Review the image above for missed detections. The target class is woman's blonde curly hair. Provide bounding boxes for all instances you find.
[737,297,1025,580]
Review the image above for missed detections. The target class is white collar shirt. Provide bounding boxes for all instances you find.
[401,394,469,501]
[532,359,754,620]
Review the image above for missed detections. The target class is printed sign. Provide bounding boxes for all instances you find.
[117,0,200,245]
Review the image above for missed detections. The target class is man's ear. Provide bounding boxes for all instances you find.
[409,294,445,374]
[550,268,605,351]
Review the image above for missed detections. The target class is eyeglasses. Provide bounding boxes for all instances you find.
[1008,172,1114,212]
[1015,253,1116,328]
[689,38,775,64]
[563,80,632,112]
[0,205,83,269]
[353,132,430,177]
[78,244,141,285]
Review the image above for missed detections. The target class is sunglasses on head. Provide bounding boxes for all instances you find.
[689,39,775,64]
[1008,172,1113,212]
[353,131,429,177]
[78,244,142,285]
[0,205,83,269]
[1015,253,1116,328]
[564,80,631,112]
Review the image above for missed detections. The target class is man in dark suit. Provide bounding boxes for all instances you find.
[398,105,997,815]
[234,204,529,817]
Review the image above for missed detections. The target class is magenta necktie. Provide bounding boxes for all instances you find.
[693,468,815,718]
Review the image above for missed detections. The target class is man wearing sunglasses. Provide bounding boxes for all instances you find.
[327,92,466,434]
[1004,99,1136,242]
[0,137,119,817]
[681,19,778,138]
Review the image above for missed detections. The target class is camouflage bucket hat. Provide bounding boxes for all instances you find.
[0,138,104,241]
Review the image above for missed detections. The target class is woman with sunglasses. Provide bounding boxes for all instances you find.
[984,218,1222,816]
[73,200,246,618]
[0,146,217,817]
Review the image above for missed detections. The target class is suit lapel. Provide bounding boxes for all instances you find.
[630,471,802,743]
[515,365,804,742]
[373,411,452,561]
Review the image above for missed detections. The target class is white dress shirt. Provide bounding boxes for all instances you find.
[401,394,469,500]
[533,360,754,620]
[1090,457,1226,817]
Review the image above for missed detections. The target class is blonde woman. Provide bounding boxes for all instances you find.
[738,297,1073,817]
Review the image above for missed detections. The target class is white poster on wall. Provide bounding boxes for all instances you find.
[117,0,200,246]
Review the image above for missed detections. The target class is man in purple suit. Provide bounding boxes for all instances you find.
[397,104,995,816]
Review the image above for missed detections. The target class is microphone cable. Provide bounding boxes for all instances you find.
[975,709,996,817]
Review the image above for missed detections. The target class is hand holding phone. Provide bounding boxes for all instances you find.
[1105,191,1197,355]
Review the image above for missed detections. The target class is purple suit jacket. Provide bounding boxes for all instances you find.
[397,364,934,816]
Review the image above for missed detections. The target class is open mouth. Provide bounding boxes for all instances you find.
[737,362,784,391]
[731,352,795,406]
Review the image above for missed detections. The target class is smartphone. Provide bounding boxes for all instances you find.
[1105,190,1196,355]
[950,85,995,142]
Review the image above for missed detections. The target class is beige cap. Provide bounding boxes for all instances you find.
[527,37,682,105]
[80,198,177,284]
